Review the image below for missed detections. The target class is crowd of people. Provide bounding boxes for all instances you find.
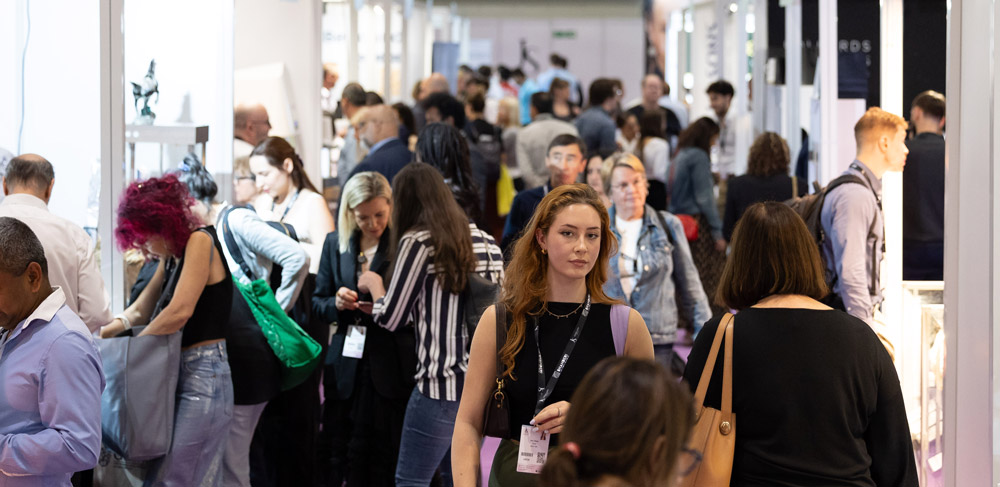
[0,55,947,487]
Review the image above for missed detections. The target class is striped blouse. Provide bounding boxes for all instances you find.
[373,224,504,401]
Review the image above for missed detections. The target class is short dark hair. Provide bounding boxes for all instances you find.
[549,77,570,93]
[531,92,554,115]
[638,110,665,140]
[477,65,492,79]
[706,80,735,97]
[392,102,417,140]
[588,78,617,107]
[365,91,384,106]
[550,53,568,68]
[746,132,790,177]
[0,216,48,277]
[4,155,54,193]
[547,134,587,157]
[498,65,512,81]
[912,90,945,121]
[466,92,486,114]
[342,82,366,106]
[511,68,526,79]
[173,153,218,206]
[716,202,828,309]
[676,117,720,154]
[422,92,467,127]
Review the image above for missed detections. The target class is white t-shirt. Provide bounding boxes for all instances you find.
[615,215,644,300]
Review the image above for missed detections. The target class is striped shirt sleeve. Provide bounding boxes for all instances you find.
[373,232,430,331]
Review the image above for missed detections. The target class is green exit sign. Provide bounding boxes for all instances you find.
[553,30,576,39]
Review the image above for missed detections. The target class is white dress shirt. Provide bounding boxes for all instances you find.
[0,194,112,332]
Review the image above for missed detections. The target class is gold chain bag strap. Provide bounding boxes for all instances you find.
[680,313,736,487]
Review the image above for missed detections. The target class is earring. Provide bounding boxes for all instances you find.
[541,248,547,255]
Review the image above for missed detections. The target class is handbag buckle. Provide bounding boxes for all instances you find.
[719,421,732,435]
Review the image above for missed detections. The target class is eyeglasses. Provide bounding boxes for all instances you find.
[236,175,256,183]
[677,447,703,477]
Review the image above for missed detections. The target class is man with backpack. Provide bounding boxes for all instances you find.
[820,107,908,323]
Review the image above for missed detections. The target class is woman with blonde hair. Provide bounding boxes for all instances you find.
[314,171,413,486]
[539,357,696,487]
[452,184,654,487]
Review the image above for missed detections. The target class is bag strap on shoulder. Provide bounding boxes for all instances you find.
[610,304,630,356]
[693,313,734,410]
[218,206,257,281]
[495,303,507,380]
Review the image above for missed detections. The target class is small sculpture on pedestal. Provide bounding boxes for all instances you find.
[131,59,159,125]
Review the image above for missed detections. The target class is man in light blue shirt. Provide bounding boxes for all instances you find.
[0,217,104,486]
[536,53,581,105]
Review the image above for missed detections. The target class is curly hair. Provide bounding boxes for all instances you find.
[746,132,790,177]
[416,122,482,223]
[500,184,618,379]
[115,174,200,256]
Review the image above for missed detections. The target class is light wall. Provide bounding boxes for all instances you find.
[235,0,322,189]
[1,0,101,229]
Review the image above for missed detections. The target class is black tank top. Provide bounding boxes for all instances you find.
[155,226,233,348]
[505,302,615,440]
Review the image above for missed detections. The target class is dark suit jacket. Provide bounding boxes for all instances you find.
[313,230,416,400]
[348,137,413,184]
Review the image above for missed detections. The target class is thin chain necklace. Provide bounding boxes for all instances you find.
[544,301,585,319]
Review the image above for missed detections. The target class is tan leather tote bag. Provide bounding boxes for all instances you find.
[679,313,735,487]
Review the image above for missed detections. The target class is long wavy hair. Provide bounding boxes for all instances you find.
[500,184,618,379]
[251,136,321,194]
[389,163,474,293]
[115,174,200,256]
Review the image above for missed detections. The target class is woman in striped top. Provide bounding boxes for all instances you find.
[358,163,504,487]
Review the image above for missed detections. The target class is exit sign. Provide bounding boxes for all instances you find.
[552,30,576,39]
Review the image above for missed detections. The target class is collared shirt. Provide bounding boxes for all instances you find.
[821,160,884,323]
[366,136,398,158]
[0,288,105,486]
[372,225,504,401]
[0,194,112,332]
[515,114,579,190]
[712,115,738,176]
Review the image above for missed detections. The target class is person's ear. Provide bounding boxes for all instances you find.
[2,178,8,196]
[25,262,44,293]
[648,435,669,479]
[535,228,547,253]
[44,179,54,203]
[283,157,294,174]
[939,116,946,131]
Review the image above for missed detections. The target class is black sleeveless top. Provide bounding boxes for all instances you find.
[157,226,233,348]
[505,302,616,440]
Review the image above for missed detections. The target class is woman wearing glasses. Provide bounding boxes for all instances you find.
[683,202,917,486]
[601,153,711,371]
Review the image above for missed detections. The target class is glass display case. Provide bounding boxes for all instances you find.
[900,281,945,486]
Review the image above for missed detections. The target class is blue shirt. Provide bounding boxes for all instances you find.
[0,288,104,486]
[536,67,581,105]
[366,136,398,158]
[574,107,617,158]
[669,147,723,240]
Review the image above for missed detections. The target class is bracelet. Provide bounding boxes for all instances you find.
[115,313,133,330]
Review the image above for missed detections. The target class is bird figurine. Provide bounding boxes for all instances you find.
[131,59,159,125]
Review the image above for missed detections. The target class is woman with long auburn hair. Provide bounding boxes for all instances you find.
[451,183,654,487]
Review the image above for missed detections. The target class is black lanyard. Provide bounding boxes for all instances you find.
[273,190,300,223]
[533,293,591,415]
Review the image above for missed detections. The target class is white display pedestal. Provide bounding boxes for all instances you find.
[125,124,209,179]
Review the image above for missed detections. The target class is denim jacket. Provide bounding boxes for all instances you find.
[604,205,712,344]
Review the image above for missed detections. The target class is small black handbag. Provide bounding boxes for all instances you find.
[482,304,511,439]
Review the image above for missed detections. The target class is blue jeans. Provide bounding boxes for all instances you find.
[395,387,460,487]
[147,342,234,486]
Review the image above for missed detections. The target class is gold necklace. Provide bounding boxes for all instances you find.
[544,301,585,319]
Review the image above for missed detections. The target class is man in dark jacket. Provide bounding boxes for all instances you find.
[903,90,946,280]
[349,105,413,184]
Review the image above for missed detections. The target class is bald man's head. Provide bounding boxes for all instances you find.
[419,73,450,101]
[3,154,55,203]
[234,103,271,146]
[360,104,400,147]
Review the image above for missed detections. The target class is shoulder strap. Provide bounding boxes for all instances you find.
[791,176,798,199]
[218,207,256,281]
[651,210,675,246]
[822,174,880,296]
[495,303,508,379]
[610,304,630,356]
[693,313,734,409]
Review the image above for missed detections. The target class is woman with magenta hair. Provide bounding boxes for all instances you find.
[100,175,234,486]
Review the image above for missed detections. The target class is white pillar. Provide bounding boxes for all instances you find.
[349,3,360,84]
[99,0,126,311]
[383,0,392,98]
[784,0,802,160]
[751,0,767,135]
[943,1,998,484]
[817,0,837,186]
